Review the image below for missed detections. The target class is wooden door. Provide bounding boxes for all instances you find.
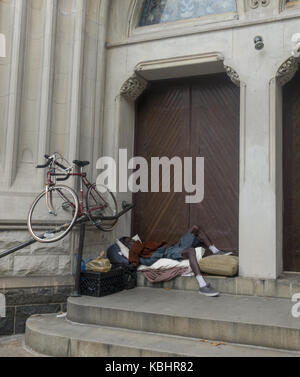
[283,68,300,272]
[133,81,190,244]
[190,75,240,251]
[133,74,240,251]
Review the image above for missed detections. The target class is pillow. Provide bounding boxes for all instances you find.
[116,235,141,260]
[198,255,238,277]
[132,234,142,242]
[107,243,129,265]
[116,239,129,259]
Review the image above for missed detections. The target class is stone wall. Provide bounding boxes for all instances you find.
[0,0,113,279]
[1,0,300,283]
[0,277,73,335]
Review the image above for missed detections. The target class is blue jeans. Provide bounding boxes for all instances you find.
[139,232,203,267]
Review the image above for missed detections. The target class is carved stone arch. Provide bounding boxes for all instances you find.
[127,0,146,36]
[120,62,241,101]
[276,56,300,86]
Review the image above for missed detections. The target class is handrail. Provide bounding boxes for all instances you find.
[0,203,134,261]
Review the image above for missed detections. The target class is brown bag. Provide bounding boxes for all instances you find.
[85,251,111,273]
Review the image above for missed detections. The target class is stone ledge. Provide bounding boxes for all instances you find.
[25,314,300,357]
[137,272,300,299]
[0,275,74,290]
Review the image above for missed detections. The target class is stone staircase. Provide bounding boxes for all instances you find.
[24,283,300,357]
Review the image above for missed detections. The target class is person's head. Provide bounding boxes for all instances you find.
[119,236,135,249]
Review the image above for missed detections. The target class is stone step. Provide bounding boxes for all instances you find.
[137,272,300,299]
[67,287,300,351]
[25,314,300,357]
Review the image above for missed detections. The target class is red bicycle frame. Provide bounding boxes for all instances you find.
[47,167,108,218]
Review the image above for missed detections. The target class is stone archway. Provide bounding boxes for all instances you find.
[119,55,242,102]
[118,55,242,247]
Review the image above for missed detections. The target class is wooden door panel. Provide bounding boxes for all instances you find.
[190,74,240,251]
[133,82,190,244]
[133,75,240,251]
[283,69,300,271]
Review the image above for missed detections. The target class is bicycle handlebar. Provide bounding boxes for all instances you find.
[36,154,68,171]
[36,160,51,169]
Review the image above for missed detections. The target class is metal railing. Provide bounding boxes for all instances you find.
[0,201,134,297]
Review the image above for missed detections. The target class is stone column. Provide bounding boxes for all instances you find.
[68,0,86,166]
[37,0,57,186]
[230,24,289,279]
[238,78,279,278]
[3,0,26,189]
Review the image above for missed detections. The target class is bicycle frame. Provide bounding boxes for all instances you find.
[46,166,108,219]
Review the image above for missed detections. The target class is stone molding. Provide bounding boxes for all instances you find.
[120,73,148,101]
[276,56,299,86]
[224,65,241,86]
[249,0,270,9]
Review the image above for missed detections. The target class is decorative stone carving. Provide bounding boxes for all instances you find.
[276,56,299,86]
[224,65,240,87]
[120,74,148,101]
[249,0,270,9]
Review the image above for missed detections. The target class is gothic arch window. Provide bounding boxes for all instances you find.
[139,0,237,27]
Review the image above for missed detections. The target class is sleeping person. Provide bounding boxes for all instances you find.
[120,225,232,297]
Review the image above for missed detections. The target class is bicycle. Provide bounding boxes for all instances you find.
[27,153,118,243]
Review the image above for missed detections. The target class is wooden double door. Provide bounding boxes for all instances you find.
[133,73,240,252]
[283,68,300,272]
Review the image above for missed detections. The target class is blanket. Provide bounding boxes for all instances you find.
[138,247,204,271]
[142,266,191,283]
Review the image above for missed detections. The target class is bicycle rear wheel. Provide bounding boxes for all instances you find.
[27,185,79,243]
[86,183,118,232]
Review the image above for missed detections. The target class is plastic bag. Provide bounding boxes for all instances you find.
[85,251,111,273]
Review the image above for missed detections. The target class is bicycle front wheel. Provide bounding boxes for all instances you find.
[86,183,118,232]
[27,185,79,243]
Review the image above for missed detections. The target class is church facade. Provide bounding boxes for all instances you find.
[0,0,300,293]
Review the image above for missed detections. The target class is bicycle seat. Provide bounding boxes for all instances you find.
[73,160,90,168]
